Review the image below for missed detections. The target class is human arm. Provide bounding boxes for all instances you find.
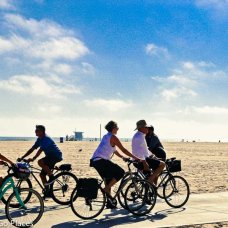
[111,135,141,161]
[0,153,14,166]
[27,148,43,162]
[20,147,36,160]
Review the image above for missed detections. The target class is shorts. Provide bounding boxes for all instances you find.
[134,157,161,171]
[153,147,166,161]
[92,159,125,183]
[40,156,62,176]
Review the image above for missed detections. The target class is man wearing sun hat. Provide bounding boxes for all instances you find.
[132,120,165,185]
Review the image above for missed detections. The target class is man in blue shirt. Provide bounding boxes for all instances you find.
[20,125,63,188]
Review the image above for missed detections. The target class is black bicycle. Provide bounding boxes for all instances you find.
[2,160,78,206]
[70,158,157,219]
[137,157,190,208]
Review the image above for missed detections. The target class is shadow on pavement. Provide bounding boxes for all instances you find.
[52,207,186,228]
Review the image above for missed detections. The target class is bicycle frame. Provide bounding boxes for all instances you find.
[98,162,145,200]
[137,165,173,189]
[0,176,26,208]
[29,165,70,191]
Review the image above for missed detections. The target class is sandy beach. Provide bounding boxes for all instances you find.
[0,141,228,194]
[0,140,228,227]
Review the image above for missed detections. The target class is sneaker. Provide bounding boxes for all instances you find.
[106,198,117,209]
[43,190,52,199]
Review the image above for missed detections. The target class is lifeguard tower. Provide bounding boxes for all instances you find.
[74,131,84,141]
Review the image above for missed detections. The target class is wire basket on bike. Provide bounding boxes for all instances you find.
[13,162,31,180]
[76,178,99,199]
[167,159,181,172]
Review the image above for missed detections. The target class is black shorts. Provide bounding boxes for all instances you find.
[93,159,125,183]
[40,156,62,176]
[134,157,161,171]
[152,147,166,161]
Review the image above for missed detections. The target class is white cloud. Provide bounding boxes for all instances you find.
[0,0,15,10]
[161,88,197,101]
[151,60,226,101]
[81,62,95,75]
[0,14,89,61]
[195,0,228,10]
[38,104,62,113]
[0,75,80,98]
[84,98,133,111]
[195,0,228,18]
[145,43,169,58]
[193,106,228,115]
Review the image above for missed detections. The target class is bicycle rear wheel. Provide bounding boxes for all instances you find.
[163,175,190,208]
[5,188,44,227]
[51,171,78,205]
[125,179,157,216]
[70,186,106,219]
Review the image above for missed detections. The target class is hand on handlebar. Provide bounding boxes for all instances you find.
[0,161,6,165]
[122,157,130,162]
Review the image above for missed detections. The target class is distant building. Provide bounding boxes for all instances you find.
[74,131,84,141]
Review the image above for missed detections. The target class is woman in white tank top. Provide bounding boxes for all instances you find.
[91,121,140,204]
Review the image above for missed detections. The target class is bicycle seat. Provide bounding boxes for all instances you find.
[58,164,72,171]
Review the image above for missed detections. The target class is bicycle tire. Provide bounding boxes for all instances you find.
[5,188,44,228]
[1,175,32,208]
[50,171,78,205]
[124,179,157,216]
[70,185,106,219]
[163,175,190,208]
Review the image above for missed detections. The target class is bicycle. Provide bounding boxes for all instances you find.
[70,158,157,219]
[0,161,44,227]
[136,157,190,208]
[15,159,78,205]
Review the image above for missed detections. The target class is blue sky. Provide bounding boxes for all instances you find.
[0,0,227,141]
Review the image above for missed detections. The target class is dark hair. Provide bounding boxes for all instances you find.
[36,125,46,133]
[105,121,118,132]
[148,125,154,131]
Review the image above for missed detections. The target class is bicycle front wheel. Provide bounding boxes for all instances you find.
[5,188,44,227]
[1,177,32,208]
[51,171,78,205]
[124,179,157,216]
[163,175,190,208]
[70,186,106,219]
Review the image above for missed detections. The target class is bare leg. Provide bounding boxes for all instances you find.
[148,162,165,185]
[39,173,48,186]
[38,159,52,176]
[104,178,117,197]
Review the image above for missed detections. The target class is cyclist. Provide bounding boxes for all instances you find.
[132,120,165,185]
[19,125,63,192]
[90,121,141,207]
[146,125,167,161]
[0,153,14,186]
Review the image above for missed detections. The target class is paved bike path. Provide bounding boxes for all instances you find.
[0,192,228,227]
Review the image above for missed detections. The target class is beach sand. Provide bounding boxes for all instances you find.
[0,141,227,194]
[0,141,228,227]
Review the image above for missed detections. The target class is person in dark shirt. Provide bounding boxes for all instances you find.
[146,126,166,161]
[19,125,63,188]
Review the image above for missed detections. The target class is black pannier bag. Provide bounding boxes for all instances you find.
[168,160,181,172]
[59,164,72,171]
[77,178,99,199]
